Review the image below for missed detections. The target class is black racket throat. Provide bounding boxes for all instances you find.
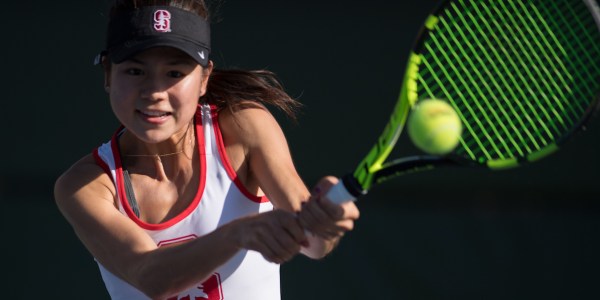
[339,174,367,198]
[343,155,471,197]
[373,155,469,185]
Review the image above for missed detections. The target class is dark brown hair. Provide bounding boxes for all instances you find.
[108,0,302,120]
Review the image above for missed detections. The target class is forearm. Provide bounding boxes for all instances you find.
[131,223,241,299]
[130,209,304,298]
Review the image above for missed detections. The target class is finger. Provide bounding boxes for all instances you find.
[298,199,331,234]
[255,226,299,264]
[311,176,338,199]
[284,214,309,247]
[266,238,297,264]
[296,201,319,231]
[309,203,358,239]
[339,201,360,221]
[239,211,301,263]
[274,210,307,249]
[270,211,304,261]
[313,177,347,220]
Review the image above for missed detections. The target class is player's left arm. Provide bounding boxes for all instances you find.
[217,102,358,259]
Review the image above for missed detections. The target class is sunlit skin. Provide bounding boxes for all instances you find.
[106,47,210,154]
[102,47,213,223]
[55,45,359,299]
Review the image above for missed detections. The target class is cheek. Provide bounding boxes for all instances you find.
[108,85,136,122]
[109,96,128,125]
[177,77,204,104]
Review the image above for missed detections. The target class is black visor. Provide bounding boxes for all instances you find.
[101,6,211,67]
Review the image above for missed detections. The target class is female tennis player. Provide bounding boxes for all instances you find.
[53,0,359,299]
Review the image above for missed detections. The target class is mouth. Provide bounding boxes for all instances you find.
[137,109,172,123]
[139,109,171,117]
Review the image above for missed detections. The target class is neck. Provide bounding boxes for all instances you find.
[120,122,197,181]
[123,121,195,157]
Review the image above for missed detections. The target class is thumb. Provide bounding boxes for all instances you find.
[311,176,339,201]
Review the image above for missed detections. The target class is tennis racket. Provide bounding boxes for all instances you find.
[326,0,600,204]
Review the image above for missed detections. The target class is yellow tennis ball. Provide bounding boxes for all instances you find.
[407,99,462,155]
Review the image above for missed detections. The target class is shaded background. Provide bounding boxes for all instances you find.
[2,0,600,299]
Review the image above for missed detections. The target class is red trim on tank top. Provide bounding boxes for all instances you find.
[92,126,128,178]
[93,148,112,177]
[157,234,198,247]
[209,105,269,203]
[110,109,207,231]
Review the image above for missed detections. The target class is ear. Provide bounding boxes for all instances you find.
[199,60,214,96]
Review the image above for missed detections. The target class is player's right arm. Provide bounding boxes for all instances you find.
[54,154,304,299]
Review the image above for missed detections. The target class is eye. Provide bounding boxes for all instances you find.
[167,70,185,78]
[125,68,144,76]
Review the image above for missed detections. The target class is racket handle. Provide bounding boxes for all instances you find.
[324,174,366,205]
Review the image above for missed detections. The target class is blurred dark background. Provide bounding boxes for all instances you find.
[2,0,600,299]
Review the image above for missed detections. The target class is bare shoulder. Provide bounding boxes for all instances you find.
[54,154,116,211]
[216,102,298,201]
[217,102,284,148]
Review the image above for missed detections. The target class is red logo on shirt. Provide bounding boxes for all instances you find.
[167,273,223,300]
[154,9,172,32]
[159,236,223,300]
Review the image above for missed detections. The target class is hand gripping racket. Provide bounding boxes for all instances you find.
[326,0,600,204]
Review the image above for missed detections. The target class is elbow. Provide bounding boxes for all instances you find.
[134,273,180,300]
[129,272,166,300]
[139,285,172,300]
[127,257,180,300]
[138,276,200,300]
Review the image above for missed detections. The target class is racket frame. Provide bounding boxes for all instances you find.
[327,0,600,204]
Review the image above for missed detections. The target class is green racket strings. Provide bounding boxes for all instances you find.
[417,0,600,168]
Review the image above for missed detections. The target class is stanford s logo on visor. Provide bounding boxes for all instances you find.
[154,10,172,32]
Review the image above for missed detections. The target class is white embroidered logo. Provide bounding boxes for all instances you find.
[198,51,205,60]
[153,10,172,32]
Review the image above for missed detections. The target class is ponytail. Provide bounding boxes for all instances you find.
[203,68,302,121]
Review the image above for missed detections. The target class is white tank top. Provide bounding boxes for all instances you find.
[93,104,280,300]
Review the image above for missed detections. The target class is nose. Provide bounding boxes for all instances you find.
[139,74,168,101]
